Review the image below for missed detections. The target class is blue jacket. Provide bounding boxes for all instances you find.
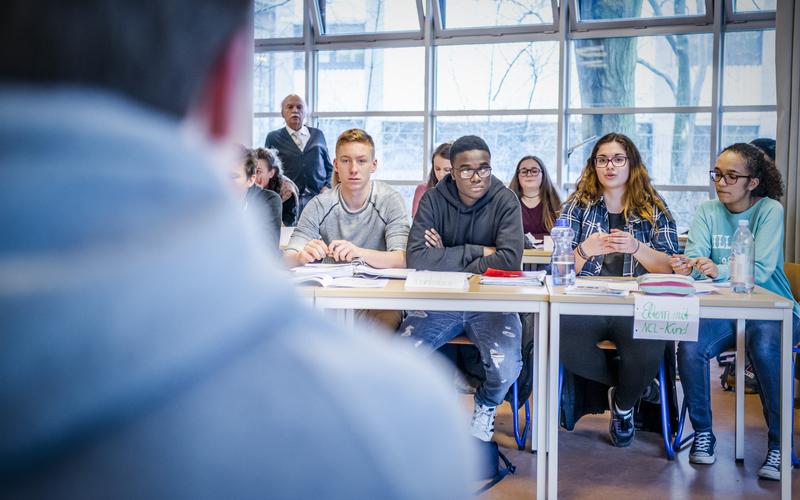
[265,127,333,195]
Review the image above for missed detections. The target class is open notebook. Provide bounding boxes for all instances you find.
[290,259,413,287]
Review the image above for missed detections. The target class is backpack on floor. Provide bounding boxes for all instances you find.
[718,353,759,394]
[473,438,515,494]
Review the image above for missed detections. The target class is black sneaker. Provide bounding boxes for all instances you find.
[608,387,634,447]
[689,431,716,464]
[758,448,781,480]
[641,378,661,405]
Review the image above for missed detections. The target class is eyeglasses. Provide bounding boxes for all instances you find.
[709,170,751,184]
[519,168,541,177]
[456,166,492,179]
[593,155,628,169]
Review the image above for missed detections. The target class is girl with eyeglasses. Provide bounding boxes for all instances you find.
[559,132,679,448]
[508,156,562,240]
[412,142,452,217]
[669,142,800,479]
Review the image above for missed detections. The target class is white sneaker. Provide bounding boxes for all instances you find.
[470,403,497,442]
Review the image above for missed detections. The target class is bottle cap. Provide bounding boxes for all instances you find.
[738,219,749,227]
[554,218,569,228]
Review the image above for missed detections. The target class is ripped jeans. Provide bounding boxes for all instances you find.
[398,311,522,407]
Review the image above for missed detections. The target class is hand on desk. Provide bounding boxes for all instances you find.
[668,255,719,279]
[328,239,364,262]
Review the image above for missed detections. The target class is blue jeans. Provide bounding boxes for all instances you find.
[678,316,800,449]
[398,311,522,407]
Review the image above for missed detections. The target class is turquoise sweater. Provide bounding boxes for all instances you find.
[685,198,800,319]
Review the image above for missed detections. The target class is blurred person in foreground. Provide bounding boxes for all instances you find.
[0,2,475,499]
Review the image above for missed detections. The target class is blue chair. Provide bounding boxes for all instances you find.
[449,335,531,450]
[558,341,676,459]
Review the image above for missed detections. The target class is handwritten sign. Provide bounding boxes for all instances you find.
[404,271,470,290]
[633,295,699,342]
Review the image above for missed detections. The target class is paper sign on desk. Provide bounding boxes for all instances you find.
[404,271,470,290]
[633,295,699,342]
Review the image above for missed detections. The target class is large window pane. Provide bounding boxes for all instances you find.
[576,0,706,20]
[720,112,777,149]
[317,117,424,181]
[566,113,712,186]
[317,48,424,111]
[254,52,306,113]
[252,116,286,148]
[659,191,712,234]
[255,0,302,39]
[388,184,417,222]
[437,42,559,111]
[435,115,558,185]
[723,30,776,106]
[570,34,713,108]
[441,0,553,29]
[733,0,776,12]
[319,0,420,34]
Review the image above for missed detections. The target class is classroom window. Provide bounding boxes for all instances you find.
[575,0,707,21]
[317,47,425,112]
[318,117,424,181]
[723,30,775,106]
[437,41,560,111]
[569,34,713,108]
[439,0,554,29]
[318,0,421,34]
[254,0,303,39]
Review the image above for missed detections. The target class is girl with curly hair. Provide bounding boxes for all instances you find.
[559,132,679,448]
[670,142,800,480]
[254,147,299,226]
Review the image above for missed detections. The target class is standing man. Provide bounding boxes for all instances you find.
[265,94,333,215]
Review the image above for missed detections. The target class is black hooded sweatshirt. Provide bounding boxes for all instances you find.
[407,174,523,273]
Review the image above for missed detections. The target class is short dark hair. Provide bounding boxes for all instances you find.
[0,1,250,118]
[449,135,491,165]
[750,138,776,162]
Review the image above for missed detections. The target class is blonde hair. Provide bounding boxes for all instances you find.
[335,128,375,157]
[568,133,671,224]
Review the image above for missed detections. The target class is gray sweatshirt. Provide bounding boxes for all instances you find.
[287,181,410,258]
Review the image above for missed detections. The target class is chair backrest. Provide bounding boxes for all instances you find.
[785,262,800,302]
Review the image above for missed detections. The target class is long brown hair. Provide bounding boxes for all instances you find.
[568,133,671,224]
[426,142,452,188]
[509,155,563,232]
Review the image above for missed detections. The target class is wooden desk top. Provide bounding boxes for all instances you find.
[547,278,793,309]
[523,248,552,258]
[312,275,549,301]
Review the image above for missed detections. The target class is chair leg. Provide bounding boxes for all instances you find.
[658,360,676,460]
[510,379,531,450]
[792,347,800,467]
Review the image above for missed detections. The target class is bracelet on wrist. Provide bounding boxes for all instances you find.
[576,243,590,260]
[632,240,641,255]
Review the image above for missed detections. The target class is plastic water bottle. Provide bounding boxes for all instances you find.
[551,218,576,286]
[730,219,755,294]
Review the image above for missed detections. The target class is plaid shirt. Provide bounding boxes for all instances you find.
[559,197,679,277]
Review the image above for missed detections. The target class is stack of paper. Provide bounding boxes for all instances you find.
[290,259,413,285]
[295,275,389,288]
[564,278,637,296]
[480,271,546,286]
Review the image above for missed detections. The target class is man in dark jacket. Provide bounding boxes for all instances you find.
[398,135,524,443]
[265,94,333,215]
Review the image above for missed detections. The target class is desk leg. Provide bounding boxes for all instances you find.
[781,309,792,500]
[531,312,539,453]
[736,318,745,462]
[547,304,561,500]
[536,307,548,500]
